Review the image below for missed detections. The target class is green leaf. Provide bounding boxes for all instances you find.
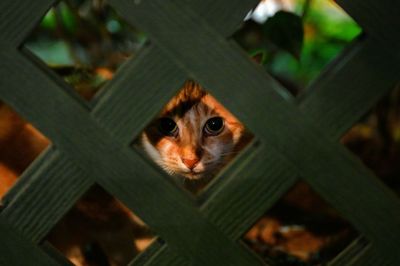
[60,3,77,33]
[249,49,268,65]
[40,8,57,30]
[262,11,304,60]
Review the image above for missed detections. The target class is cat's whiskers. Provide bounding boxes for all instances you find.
[141,80,247,187]
[219,151,240,156]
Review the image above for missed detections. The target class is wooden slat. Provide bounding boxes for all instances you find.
[141,246,187,266]
[0,151,92,242]
[93,0,260,144]
[188,0,259,36]
[0,48,262,266]
[336,0,400,52]
[128,239,166,266]
[0,219,58,266]
[341,244,398,266]
[41,242,75,266]
[201,148,298,238]
[109,0,400,258]
[0,0,53,46]
[198,39,399,241]
[146,146,296,264]
[299,38,400,139]
[0,0,398,264]
[2,0,266,264]
[92,45,186,145]
[329,237,369,266]
[2,146,55,205]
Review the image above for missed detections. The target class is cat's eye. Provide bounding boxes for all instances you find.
[204,117,224,136]
[158,117,178,136]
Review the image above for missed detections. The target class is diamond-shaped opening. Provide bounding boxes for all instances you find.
[235,0,362,95]
[133,80,254,195]
[45,185,156,266]
[0,101,50,201]
[342,85,400,197]
[23,0,148,101]
[243,181,362,265]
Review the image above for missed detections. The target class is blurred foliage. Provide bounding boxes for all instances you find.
[262,11,304,60]
[24,0,147,98]
[25,0,361,96]
[235,0,361,92]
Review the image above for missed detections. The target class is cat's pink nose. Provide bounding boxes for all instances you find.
[182,158,199,170]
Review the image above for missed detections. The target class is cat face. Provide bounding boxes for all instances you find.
[142,81,246,180]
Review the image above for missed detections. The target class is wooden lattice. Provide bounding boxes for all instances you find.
[0,0,399,265]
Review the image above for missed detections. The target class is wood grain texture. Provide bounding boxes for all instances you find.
[336,0,400,51]
[92,0,259,144]
[201,145,298,238]
[1,0,264,265]
[143,245,188,266]
[0,219,59,266]
[329,237,370,266]
[299,37,400,139]
[0,50,261,265]
[0,0,399,264]
[0,0,53,46]
[1,150,92,242]
[41,242,76,266]
[92,44,187,145]
[341,243,398,266]
[128,239,167,266]
[106,0,400,262]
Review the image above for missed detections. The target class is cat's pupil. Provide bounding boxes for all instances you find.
[159,118,178,136]
[204,117,224,135]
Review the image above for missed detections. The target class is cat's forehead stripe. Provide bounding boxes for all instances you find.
[162,81,207,117]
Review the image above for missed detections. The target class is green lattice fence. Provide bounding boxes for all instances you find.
[0,0,399,265]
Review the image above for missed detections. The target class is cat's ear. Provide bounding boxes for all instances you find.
[249,50,267,65]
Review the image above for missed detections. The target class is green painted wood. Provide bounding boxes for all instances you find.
[345,244,397,266]
[0,219,58,266]
[201,147,298,238]
[0,151,92,242]
[0,0,53,46]
[299,38,400,139]
[329,237,370,266]
[92,44,187,145]
[107,0,400,261]
[1,1,266,264]
[41,242,75,266]
[128,239,166,266]
[1,146,55,205]
[188,0,259,37]
[0,45,262,266]
[142,245,188,266]
[0,0,398,265]
[337,0,400,51]
[93,0,259,145]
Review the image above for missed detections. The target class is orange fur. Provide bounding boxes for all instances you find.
[142,81,252,188]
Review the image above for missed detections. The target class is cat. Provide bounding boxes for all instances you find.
[0,81,251,265]
[142,80,251,191]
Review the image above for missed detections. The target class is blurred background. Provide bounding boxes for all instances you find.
[10,0,400,265]
[24,0,147,100]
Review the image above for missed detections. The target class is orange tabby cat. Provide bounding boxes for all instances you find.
[142,80,251,189]
[0,81,250,265]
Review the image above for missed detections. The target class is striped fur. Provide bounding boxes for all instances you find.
[142,81,250,185]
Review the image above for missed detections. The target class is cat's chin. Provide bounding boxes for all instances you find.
[179,171,205,180]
